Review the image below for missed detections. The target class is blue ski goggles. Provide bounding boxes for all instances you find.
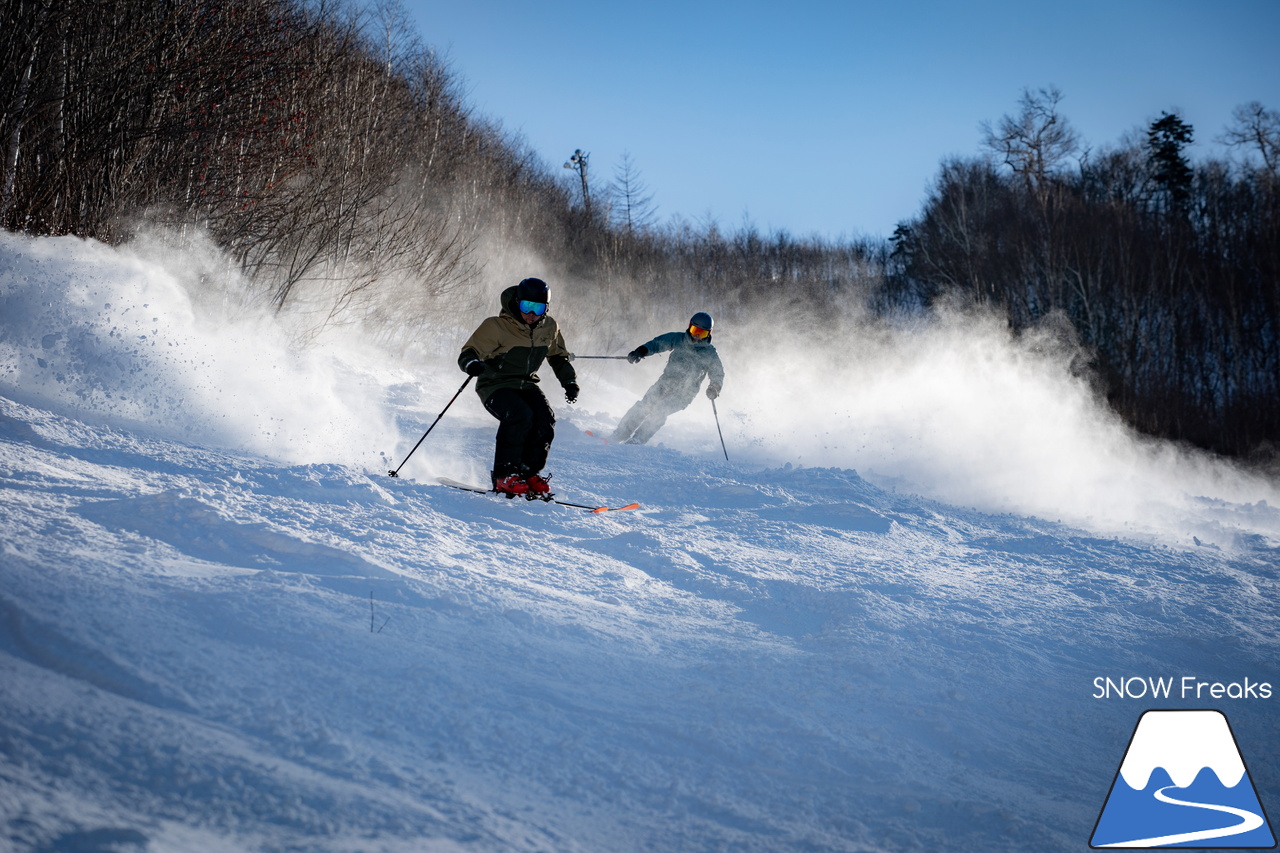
[518,299,547,317]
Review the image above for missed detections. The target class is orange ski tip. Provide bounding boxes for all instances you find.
[590,503,640,513]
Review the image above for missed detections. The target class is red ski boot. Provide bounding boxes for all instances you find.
[524,474,553,499]
[493,474,529,497]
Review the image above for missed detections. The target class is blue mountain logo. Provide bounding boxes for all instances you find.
[1092,710,1276,848]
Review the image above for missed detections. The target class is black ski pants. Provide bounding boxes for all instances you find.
[483,386,556,480]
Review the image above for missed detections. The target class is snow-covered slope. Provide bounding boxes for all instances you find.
[2,231,1279,852]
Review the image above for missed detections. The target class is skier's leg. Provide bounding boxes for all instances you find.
[518,387,556,473]
[483,388,534,483]
[628,388,694,445]
[627,411,668,445]
[612,394,657,443]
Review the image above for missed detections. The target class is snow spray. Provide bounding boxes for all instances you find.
[0,230,399,466]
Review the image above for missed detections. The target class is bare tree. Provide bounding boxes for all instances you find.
[0,0,54,222]
[1220,101,1280,177]
[981,86,1081,202]
[609,151,657,236]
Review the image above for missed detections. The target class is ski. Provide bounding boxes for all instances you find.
[436,478,640,514]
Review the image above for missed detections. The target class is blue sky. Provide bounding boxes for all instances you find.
[402,0,1280,241]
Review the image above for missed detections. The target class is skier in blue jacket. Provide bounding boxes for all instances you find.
[612,312,725,445]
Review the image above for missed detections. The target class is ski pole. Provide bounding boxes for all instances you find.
[569,354,629,360]
[388,375,473,478]
[711,397,729,461]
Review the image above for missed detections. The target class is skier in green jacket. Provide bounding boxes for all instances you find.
[613,312,724,445]
[458,278,579,496]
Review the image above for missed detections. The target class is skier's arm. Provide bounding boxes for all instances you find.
[458,319,502,374]
[459,352,486,376]
[546,326,578,389]
[705,348,725,397]
[626,332,680,363]
[640,332,683,355]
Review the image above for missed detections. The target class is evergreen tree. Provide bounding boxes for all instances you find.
[1147,112,1194,215]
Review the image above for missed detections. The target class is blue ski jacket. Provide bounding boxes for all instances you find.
[637,331,725,401]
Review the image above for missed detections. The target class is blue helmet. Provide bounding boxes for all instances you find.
[689,312,713,332]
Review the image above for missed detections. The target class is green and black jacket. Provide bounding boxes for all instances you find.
[458,285,577,402]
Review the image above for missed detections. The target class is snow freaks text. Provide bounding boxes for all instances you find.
[1092,676,1274,700]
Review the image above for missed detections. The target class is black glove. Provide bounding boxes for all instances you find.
[464,359,487,377]
[626,346,648,364]
[706,384,721,400]
[564,384,580,404]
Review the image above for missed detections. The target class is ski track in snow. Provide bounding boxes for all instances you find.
[2,392,1278,852]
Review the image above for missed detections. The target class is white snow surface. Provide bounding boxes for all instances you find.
[1,230,1279,851]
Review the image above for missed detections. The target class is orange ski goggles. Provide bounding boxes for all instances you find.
[688,324,711,340]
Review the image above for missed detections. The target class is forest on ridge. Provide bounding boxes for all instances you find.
[3,0,1278,459]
